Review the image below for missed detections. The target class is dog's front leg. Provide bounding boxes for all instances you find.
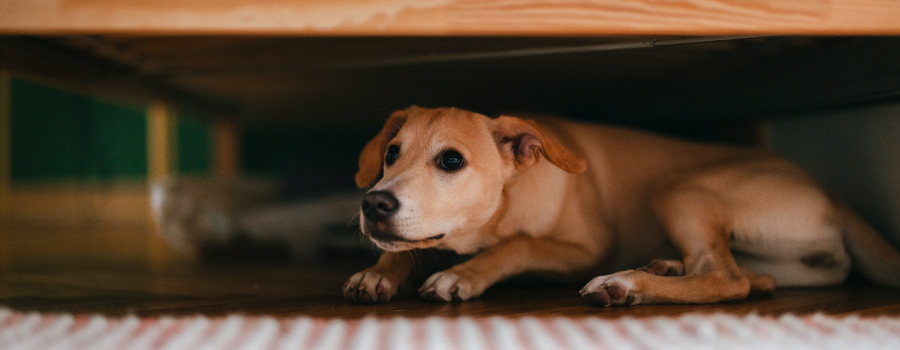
[344,251,417,304]
[419,236,597,302]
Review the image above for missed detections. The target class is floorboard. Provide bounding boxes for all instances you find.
[2,262,900,319]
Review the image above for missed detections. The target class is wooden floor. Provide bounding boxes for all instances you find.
[2,260,900,319]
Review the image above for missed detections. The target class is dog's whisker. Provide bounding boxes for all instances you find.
[353,227,364,242]
[407,250,420,276]
[426,248,440,272]
[416,249,425,276]
[346,212,361,235]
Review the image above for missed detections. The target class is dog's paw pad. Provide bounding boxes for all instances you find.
[607,285,627,300]
[580,272,640,307]
[419,271,474,302]
[343,271,396,304]
[584,290,612,307]
[638,259,685,277]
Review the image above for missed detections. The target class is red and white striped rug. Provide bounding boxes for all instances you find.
[1,307,899,350]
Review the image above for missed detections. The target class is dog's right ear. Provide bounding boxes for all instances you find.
[356,110,409,188]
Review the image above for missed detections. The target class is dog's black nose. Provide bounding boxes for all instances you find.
[361,191,400,221]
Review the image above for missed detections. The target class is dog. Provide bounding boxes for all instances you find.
[343,106,900,306]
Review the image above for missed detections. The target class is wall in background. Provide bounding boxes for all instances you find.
[240,126,372,197]
[770,102,900,246]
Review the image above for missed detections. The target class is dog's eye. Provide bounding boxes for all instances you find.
[439,150,465,171]
[385,145,400,166]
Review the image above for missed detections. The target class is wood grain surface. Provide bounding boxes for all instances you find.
[2,0,900,35]
[2,263,900,319]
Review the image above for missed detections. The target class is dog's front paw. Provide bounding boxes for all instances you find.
[419,271,480,302]
[343,270,398,304]
[579,270,643,307]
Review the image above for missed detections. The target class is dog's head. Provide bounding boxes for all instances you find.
[356,107,586,251]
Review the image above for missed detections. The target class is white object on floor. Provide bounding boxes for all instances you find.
[150,177,366,260]
[1,308,899,350]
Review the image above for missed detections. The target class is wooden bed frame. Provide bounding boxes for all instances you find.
[3,0,900,36]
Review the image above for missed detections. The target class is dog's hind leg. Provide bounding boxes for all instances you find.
[581,182,774,306]
[636,259,774,294]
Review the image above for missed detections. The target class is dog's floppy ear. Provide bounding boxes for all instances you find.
[489,116,586,174]
[356,110,409,187]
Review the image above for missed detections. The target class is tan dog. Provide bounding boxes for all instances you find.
[343,106,900,306]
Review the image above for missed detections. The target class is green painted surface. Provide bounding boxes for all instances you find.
[9,79,84,179]
[9,78,213,181]
[177,115,211,174]
[10,79,148,180]
[83,99,148,179]
[10,79,152,180]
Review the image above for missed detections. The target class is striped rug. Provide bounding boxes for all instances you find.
[1,307,899,350]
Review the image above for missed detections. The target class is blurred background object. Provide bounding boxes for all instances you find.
[150,176,367,263]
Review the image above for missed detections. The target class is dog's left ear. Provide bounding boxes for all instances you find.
[489,116,586,174]
[356,109,409,188]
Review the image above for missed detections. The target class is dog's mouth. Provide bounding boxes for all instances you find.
[367,230,445,244]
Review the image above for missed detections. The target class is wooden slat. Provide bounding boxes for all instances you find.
[0,73,8,272]
[212,119,240,178]
[0,72,10,213]
[147,101,176,181]
[1,0,900,36]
